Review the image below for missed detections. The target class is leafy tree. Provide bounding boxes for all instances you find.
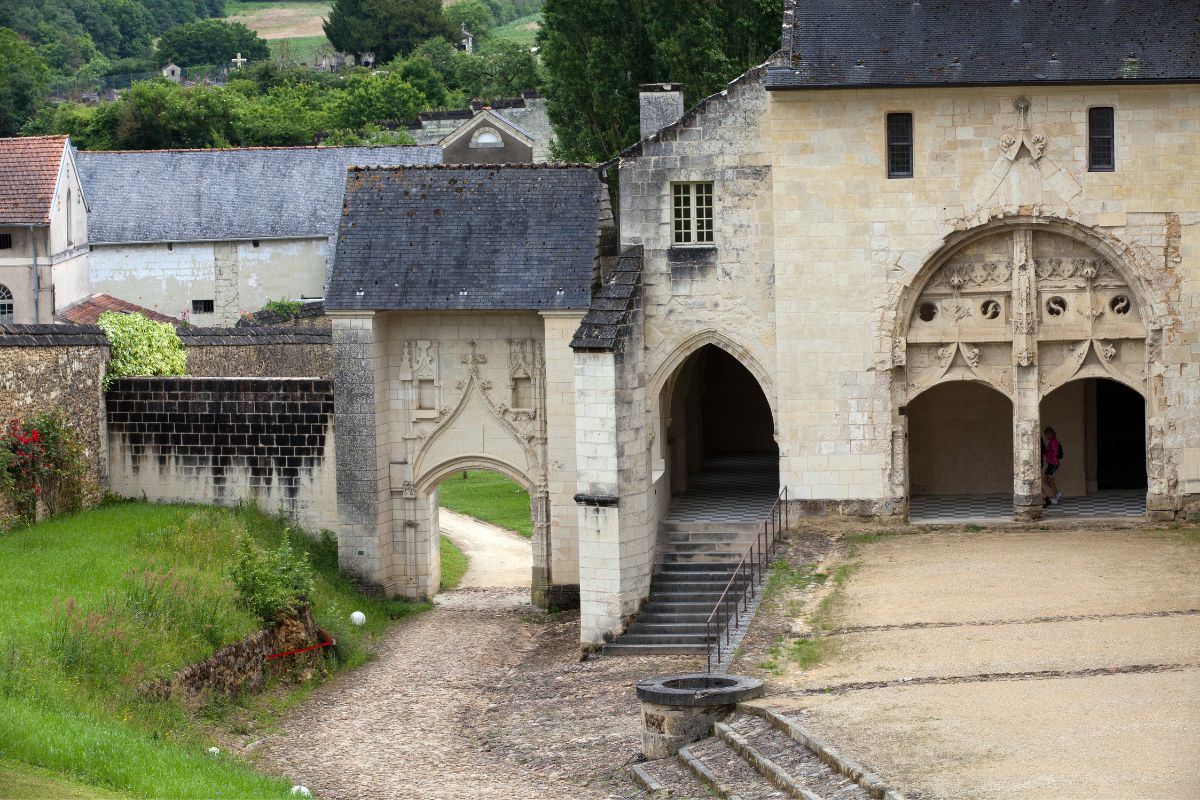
[324,0,452,64]
[330,71,425,127]
[232,84,330,146]
[0,27,51,136]
[444,0,494,39]
[96,311,187,388]
[411,36,460,87]
[394,54,449,108]
[155,19,268,67]
[104,80,237,149]
[539,0,781,161]
[454,39,539,100]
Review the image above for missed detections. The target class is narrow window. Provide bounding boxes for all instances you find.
[417,379,437,410]
[0,284,13,325]
[192,299,214,314]
[0,233,12,249]
[887,112,914,178]
[512,376,534,409]
[671,182,714,245]
[1088,107,1115,171]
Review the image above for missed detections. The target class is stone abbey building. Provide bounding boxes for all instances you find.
[326,0,1199,646]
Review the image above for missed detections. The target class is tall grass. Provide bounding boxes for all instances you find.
[0,501,427,798]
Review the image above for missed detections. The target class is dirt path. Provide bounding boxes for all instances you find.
[746,528,1200,800]
[440,509,531,589]
[257,589,696,799]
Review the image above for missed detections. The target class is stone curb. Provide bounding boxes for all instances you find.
[678,745,742,800]
[714,722,821,800]
[737,704,907,800]
[629,763,666,794]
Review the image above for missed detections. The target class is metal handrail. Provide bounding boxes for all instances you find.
[704,486,788,673]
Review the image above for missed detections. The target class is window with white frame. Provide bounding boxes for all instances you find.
[672,182,714,245]
[0,285,13,325]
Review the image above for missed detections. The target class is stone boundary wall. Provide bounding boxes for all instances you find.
[181,327,332,379]
[0,324,109,525]
[106,377,337,532]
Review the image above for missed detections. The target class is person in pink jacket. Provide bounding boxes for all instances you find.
[1042,427,1064,507]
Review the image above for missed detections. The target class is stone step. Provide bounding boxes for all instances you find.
[683,735,790,799]
[653,560,743,572]
[635,601,720,614]
[646,581,742,596]
[653,569,745,581]
[663,531,759,545]
[625,622,713,635]
[660,521,762,535]
[635,612,719,625]
[602,642,707,655]
[614,632,712,646]
[661,540,758,554]
[630,757,711,799]
[657,552,753,564]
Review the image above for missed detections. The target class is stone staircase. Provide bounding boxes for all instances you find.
[604,520,760,655]
[631,707,904,800]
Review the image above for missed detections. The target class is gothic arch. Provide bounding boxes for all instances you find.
[415,455,535,496]
[650,330,777,425]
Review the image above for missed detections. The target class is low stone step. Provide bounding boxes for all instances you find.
[663,531,758,545]
[653,569,746,582]
[631,756,711,799]
[648,581,745,595]
[635,613,720,625]
[653,560,742,572]
[636,601,720,614]
[663,540,757,554]
[658,552,752,564]
[602,642,707,655]
[614,633,712,646]
[626,623,712,636]
[660,521,761,535]
[684,735,789,799]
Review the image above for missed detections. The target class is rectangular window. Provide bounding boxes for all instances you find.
[417,379,437,411]
[0,233,11,249]
[512,376,534,409]
[192,299,214,314]
[887,113,914,178]
[672,182,714,245]
[0,284,12,325]
[1088,107,1115,171]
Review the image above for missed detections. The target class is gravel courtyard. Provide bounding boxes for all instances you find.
[759,527,1200,800]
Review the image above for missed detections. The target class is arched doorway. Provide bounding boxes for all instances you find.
[1039,377,1146,517]
[659,344,778,522]
[908,381,1014,521]
[433,468,534,591]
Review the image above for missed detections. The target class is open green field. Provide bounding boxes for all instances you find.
[438,470,533,537]
[225,1,330,38]
[492,12,542,47]
[0,501,431,799]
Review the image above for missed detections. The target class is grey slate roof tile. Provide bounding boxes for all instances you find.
[769,0,1200,89]
[570,246,643,351]
[0,323,109,347]
[75,145,441,244]
[327,164,603,312]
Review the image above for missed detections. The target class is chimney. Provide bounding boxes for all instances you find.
[639,83,684,139]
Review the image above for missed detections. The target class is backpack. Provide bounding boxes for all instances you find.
[1057,441,1064,460]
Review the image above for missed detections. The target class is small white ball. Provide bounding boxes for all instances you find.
[291,786,312,797]
[350,611,366,626]
[207,747,220,755]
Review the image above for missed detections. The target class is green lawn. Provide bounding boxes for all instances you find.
[492,13,542,47]
[438,470,533,538]
[0,501,429,799]
[439,536,468,591]
[0,758,128,799]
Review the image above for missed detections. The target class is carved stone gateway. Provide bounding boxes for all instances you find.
[898,220,1156,519]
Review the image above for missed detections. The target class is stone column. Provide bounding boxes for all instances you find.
[331,312,394,592]
[529,487,551,607]
[1011,231,1043,519]
[541,311,585,607]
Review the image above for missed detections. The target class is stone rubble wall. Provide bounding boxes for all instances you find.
[181,327,332,379]
[106,377,337,533]
[0,325,109,526]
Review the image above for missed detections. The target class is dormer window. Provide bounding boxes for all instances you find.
[470,127,504,149]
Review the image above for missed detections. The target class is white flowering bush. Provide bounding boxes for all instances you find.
[96,311,186,388]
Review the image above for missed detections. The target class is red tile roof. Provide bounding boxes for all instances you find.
[57,293,178,326]
[0,136,68,224]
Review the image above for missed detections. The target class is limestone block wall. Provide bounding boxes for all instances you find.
[89,238,328,326]
[106,377,337,533]
[181,327,333,379]
[767,84,1200,513]
[0,324,109,524]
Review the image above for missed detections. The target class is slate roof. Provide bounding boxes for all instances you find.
[327,165,603,312]
[57,293,178,325]
[0,136,68,224]
[75,145,441,244]
[570,246,643,351]
[768,0,1200,90]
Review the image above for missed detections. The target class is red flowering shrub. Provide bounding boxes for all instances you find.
[1,410,86,526]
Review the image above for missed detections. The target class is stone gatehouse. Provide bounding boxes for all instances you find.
[327,1,1200,646]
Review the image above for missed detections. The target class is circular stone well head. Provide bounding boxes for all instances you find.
[636,673,764,707]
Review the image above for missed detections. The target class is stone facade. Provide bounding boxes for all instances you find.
[0,324,109,525]
[566,70,1200,643]
[106,377,337,533]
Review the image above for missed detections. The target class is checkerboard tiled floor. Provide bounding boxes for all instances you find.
[910,491,1147,524]
[665,455,779,524]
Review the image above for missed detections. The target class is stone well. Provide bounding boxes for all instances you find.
[635,673,764,759]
